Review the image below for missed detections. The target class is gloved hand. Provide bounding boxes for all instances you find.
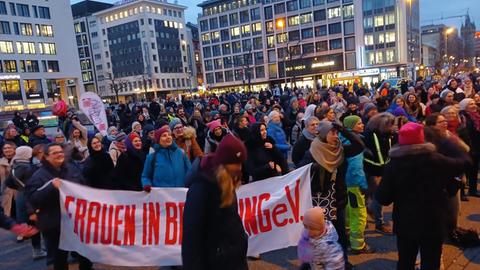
[10,224,38,237]
[143,185,152,193]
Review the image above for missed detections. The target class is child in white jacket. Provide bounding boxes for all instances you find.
[298,207,345,270]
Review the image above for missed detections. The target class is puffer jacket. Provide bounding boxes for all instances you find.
[141,143,191,188]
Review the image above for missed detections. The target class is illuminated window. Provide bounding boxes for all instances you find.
[385,32,395,43]
[343,5,354,19]
[386,50,395,62]
[364,34,373,45]
[0,41,14,53]
[327,7,341,19]
[375,51,383,64]
[288,16,299,26]
[385,13,395,25]
[374,15,384,27]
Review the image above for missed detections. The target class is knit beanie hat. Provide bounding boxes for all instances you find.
[268,110,280,122]
[206,119,222,132]
[132,121,141,131]
[213,134,247,165]
[169,117,182,130]
[244,104,253,111]
[128,132,140,143]
[107,126,118,135]
[440,89,454,100]
[363,103,377,115]
[303,207,326,231]
[115,132,127,142]
[154,125,171,143]
[459,98,474,111]
[12,146,32,162]
[290,96,298,105]
[398,122,424,145]
[316,120,335,141]
[343,115,361,130]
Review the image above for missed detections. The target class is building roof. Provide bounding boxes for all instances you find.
[197,0,225,8]
[71,0,114,18]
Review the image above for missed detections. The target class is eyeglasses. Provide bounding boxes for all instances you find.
[48,151,64,156]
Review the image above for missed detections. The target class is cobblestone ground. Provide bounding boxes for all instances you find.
[1,196,479,270]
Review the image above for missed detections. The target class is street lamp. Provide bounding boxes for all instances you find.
[276,18,287,88]
[445,27,454,63]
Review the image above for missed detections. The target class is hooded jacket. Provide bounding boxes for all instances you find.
[245,123,288,181]
[376,143,469,238]
[141,143,191,188]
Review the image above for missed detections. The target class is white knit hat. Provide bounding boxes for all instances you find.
[12,146,32,162]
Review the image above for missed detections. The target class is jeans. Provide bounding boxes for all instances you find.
[396,234,443,270]
[43,227,92,270]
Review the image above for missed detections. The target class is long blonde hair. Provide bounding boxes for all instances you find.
[215,164,242,208]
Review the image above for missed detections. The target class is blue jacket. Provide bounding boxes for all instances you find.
[142,143,191,188]
[267,122,290,157]
[340,133,368,190]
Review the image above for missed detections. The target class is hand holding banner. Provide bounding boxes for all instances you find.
[59,165,312,267]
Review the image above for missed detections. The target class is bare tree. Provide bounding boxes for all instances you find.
[105,72,126,103]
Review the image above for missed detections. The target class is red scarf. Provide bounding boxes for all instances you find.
[467,111,480,132]
[447,118,460,135]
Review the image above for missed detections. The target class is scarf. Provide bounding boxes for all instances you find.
[467,111,480,132]
[301,128,316,141]
[309,137,344,173]
[447,118,460,135]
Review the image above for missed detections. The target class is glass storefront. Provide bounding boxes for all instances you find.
[0,79,23,101]
[24,79,44,99]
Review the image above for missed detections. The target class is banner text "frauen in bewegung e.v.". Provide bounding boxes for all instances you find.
[58,164,312,266]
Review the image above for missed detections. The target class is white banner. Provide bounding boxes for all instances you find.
[59,164,312,267]
[79,92,108,136]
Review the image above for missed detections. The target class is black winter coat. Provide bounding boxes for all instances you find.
[460,111,480,155]
[83,151,115,189]
[376,143,469,238]
[111,150,145,191]
[29,134,51,147]
[245,137,288,182]
[24,162,87,230]
[299,129,364,210]
[182,172,248,270]
[292,133,313,167]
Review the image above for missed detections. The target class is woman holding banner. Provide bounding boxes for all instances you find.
[299,120,365,270]
[182,134,248,270]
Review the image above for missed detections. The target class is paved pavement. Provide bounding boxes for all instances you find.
[1,196,479,270]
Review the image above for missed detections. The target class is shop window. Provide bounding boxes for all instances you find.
[24,79,43,98]
[0,79,22,100]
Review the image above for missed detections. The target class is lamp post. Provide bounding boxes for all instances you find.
[445,27,454,67]
[276,18,287,89]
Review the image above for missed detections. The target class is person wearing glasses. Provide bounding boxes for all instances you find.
[25,143,92,270]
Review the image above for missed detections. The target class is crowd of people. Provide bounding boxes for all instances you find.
[0,73,479,270]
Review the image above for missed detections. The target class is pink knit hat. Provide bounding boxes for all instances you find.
[398,122,424,145]
[206,119,222,132]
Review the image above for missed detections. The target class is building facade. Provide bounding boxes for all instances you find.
[197,0,420,91]
[186,22,204,90]
[75,0,191,102]
[0,0,84,111]
[71,1,114,94]
[460,15,476,67]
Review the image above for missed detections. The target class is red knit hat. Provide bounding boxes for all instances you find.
[128,132,140,142]
[213,134,247,165]
[154,125,171,143]
[398,122,424,145]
